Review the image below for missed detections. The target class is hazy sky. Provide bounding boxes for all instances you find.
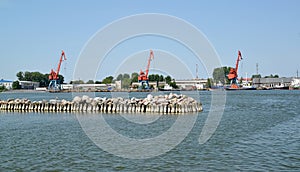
[1,0,299,82]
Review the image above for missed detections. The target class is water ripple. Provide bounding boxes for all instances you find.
[0,91,299,171]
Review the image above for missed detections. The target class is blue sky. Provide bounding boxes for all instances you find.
[0,0,299,82]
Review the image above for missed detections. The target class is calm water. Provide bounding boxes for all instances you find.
[0,91,299,171]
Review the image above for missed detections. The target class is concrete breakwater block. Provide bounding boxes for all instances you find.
[0,93,202,114]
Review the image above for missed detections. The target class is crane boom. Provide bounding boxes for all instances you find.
[56,50,66,79]
[49,50,66,80]
[235,50,242,76]
[227,50,242,89]
[145,50,154,78]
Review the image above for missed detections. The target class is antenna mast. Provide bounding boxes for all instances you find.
[256,63,259,75]
[196,64,199,79]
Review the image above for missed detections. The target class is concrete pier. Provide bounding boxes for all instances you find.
[0,93,202,114]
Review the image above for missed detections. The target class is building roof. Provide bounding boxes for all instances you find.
[0,79,13,83]
[253,77,292,84]
[19,80,39,84]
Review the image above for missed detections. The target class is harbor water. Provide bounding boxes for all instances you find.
[0,90,299,171]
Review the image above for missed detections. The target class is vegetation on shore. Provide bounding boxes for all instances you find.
[11,71,178,90]
[15,71,64,87]
[0,85,6,92]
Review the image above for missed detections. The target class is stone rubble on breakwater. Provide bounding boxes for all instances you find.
[0,93,202,114]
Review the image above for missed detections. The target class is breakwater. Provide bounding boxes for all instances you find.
[0,93,202,114]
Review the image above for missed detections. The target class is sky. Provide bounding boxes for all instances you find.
[0,0,299,82]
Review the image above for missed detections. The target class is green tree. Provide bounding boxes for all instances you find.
[0,85,6,92]
[148,74,161,82]
[123,73,130,79]
[131,72,139,82]
[16,71,24,81]
[264,74,279,78]
[70,80,84,84]
[15,71,64,87]
[159,75,164,82]
[102,76,114,84]
[148,74,155,81]
[165,75,172,84]
[122,78,131,89]
[169,81,179,89]
[42,74,50,87]
[251,74,261,78]
[206,78,212,88]
[31,71,49,87]
[57,74,64,85]
[86,80,95,84]
[154,74,160,81]
[24,71,32,81]
[116,74,123,81]
[213,67,230,85]
[12,81,21,89]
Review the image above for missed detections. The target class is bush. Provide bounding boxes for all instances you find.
[12,81,21,89]
[0,85,6,92]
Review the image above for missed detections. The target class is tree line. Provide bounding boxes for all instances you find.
[100,73,178,89]
[67,72,178,89]
[12,71,64,89]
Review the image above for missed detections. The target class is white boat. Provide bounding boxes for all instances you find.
[273,81,289,90]
[241,83,256,90]
[290,78,300,89]
[159,84,173,91]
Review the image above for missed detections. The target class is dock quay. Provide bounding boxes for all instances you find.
[0,93,202,114]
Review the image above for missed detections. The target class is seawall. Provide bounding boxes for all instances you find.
[0,93,202,114]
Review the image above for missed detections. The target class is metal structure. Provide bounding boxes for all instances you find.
[227,50,242,89]
[138,50,154,89]
[48,50,67,91]
[196,64,199,79]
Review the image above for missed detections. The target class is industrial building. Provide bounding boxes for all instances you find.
[131,79,208,90]
[61,83,117,92]
[252,77,292,89]
[175,79,207,90]
[0,79,13,89]
[19,81,40,90]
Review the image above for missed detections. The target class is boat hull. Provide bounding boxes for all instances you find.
[225,87,256,91]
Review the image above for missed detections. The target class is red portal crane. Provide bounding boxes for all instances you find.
[227,50,242,89]
[138,50,154,89]
[48,50,67,91]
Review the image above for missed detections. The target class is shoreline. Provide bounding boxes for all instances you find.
[1,88,299,94]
